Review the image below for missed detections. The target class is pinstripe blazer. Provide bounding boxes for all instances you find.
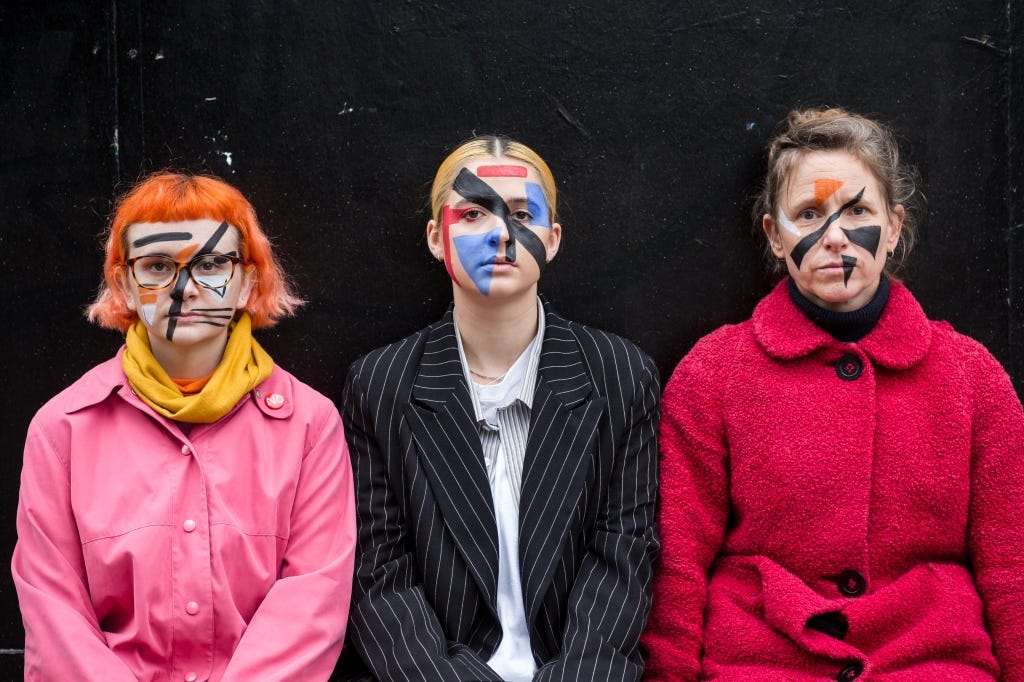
[336,302,660,681]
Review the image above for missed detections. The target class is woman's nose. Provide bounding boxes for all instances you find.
[821,220,849,250]
[169,267,199,300]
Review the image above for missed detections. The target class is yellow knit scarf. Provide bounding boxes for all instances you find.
[122,313,274,423]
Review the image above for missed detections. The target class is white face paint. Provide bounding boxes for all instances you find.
[777,209,801,235]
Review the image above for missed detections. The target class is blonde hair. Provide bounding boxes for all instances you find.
[88,172,303,331]
[754,107,921,275]
[429,136,558,225]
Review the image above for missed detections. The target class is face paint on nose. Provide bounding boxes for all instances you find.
[165,221,230,340]
[790,188,866,269]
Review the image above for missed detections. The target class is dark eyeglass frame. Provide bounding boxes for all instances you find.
[125,253,243,291]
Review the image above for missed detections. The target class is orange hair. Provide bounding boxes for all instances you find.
[88,172,303,331]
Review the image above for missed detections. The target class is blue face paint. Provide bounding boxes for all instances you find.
[525,182,550,228]
[453,224,503,295]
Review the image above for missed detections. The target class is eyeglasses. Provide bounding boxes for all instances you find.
[126,253,243,291]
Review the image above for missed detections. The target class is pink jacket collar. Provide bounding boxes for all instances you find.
[752,279,933,369]
[61,346,291,419]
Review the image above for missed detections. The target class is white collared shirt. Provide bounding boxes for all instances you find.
[454,299,544,681]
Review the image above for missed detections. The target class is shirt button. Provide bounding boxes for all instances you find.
[835,354,863,381]
[182,519,197,532]
[184,674,198,682]
[838,662,863,680]
[185,601,199,615]
[180,444,191,456]
[837,569,867,597]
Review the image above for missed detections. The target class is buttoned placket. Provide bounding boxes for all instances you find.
[170,431,215,682]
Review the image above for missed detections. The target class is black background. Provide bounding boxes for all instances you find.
[1,1,1021,677]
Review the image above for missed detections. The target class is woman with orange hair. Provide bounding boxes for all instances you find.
[12,172,355,681]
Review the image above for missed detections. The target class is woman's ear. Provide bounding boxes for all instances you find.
[544,222,562,263]
[762,214,785,258]
[117,266,137,312]
[237,265,257,309]
[426,219,445,261]
[887,204,905,252]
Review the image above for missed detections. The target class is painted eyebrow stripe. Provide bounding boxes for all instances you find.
[476,165,528,178]
[790,187,866,269]
[132,232,193,247]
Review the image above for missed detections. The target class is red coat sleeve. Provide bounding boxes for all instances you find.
[641,330,733,680]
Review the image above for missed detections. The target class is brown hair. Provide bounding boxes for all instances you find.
[88,172,303,331]
[754,107,922,275]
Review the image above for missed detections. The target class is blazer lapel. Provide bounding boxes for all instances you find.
[403,309,499,606]
[519,308,606,623]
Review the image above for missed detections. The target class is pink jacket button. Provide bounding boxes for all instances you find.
[185,601,199,615]
[184,674,197,682]
[180,444,191,456]
[182,519,197,532]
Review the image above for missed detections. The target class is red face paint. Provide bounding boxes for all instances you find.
[441,205,463,288]
[476,164,528,178]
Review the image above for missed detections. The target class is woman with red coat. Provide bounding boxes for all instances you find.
[641,108,1024,680]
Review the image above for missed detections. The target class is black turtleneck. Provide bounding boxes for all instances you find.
[787,276,890,343]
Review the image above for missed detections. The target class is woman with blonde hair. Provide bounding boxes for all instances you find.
[642,108,1024,680]
[342,136,660,681]
[13,172,355,681]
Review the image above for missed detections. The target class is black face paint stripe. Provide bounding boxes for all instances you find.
[451,168,549,273]
[842,255,857,286]
[198,221,231,255]
[165,221,232,340]
[790,188,866,269]
[840,225,882,258]
[507,221,547,270]
[132,232,193,248]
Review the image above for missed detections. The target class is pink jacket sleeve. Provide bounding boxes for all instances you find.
[220,407,356,681]
[965,344,1024,681]
[641,333,731,681]
[12,417,141,681]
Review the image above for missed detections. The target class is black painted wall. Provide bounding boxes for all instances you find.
[1,1,1020,677]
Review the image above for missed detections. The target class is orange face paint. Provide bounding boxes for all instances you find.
[814,178,844,205]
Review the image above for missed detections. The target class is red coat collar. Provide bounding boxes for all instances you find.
[752,279,933,369]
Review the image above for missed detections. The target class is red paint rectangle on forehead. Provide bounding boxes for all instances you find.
[476,164,528,178]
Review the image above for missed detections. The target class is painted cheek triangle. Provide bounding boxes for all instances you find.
[841,225,882,257]
[841,255,857,285]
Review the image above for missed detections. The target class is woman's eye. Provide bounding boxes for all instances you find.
[511,210,533,222]
[800,210,817,221]
[146,261,170,272]
[461,208,485,221]
[850,206,866,216]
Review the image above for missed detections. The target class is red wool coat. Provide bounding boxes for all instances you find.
[642,280,1024,681]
